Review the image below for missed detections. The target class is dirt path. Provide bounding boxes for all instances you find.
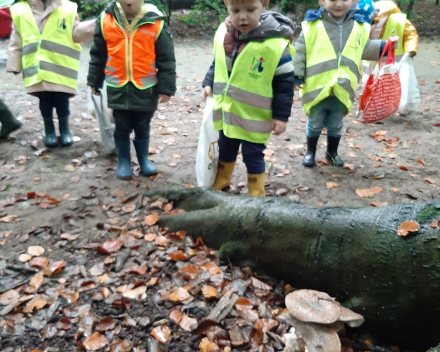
[0,37,440,256]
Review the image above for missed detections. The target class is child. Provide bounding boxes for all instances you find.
[370,0,418,59]
[0,99,21,139]
[7,0,95,148]
[201,0,294,196]
[87,0,176,180]
[294,0,394,168]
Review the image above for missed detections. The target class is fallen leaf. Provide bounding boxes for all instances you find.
[201,263,221,275]
[29,273,44,289]
[179,265,198,280]
[0,290,20,305]
[64,165,75,172]
[130,266,148,275]
[0,215,18,223]
[179,314,198,331]
[235,297,254,311]
[60,233,79,241]
[169,309,183,324]
[145,213,159,226]
[355,189,375,198]
[122,286,147,300]
[348,152,357,158]
[155,235,168,247]
[397,220,420,237]
[28,245,45,256]
[424,178,436,185]
[144,233,157,242]
[326,182,339,189]
[396,163,409,171]
[263,149,275,156]
[42,260,66,276]
[169,287,191,302]
[112,190,125,198]
[281,169,291,175]
[202,285,218,298]
[167,250,189,260]
[23,298,48,313]
[199,337,220,352]
[370,202,389,207]
[150,325,171,343]
[19,254,32,262]
[370,186,383,194]
[172,154,182,159]
[417,159,426,166]
[122,203,136,213]
[96,238,123,254]
[83,332,109,351]
[391,187,399,192]
[431,220,439,228]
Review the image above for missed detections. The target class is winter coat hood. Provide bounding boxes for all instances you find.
[373,0,400,21]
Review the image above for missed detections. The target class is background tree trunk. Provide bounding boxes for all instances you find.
[148,187,440,351]
[406,0,416,18]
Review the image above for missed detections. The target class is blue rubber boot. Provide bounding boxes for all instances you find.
[115,141,133,180]
[59,116,73,147]
[133,139,157,176]
[43,117,58,148]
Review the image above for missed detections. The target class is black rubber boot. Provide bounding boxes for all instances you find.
[302,136,319,168]
[59,116,73,147]
[43,117,58,148]
[326,136,344,167]
[133,139,157,176]
[115,141,133,180]
[0,100,21,139]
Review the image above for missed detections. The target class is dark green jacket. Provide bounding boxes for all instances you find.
[87,2,176,112]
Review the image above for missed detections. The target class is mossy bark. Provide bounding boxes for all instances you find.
[147,187,440,351]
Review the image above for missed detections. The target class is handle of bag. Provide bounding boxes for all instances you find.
[378,37,398,68]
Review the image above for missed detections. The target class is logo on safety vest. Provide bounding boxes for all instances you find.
[57,18,67,31]
[249,57,264,79]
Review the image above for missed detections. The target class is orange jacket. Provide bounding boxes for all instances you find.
[370,1,418,53]
[101,12,163,89]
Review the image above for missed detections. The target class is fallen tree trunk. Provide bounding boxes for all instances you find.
[147,187,440,350]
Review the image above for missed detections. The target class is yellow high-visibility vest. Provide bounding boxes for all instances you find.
[382,13,405,60]
[10,0,81,89]
[300,20,369,115]
[212,23,293,144]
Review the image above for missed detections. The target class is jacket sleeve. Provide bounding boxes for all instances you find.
[293,30,306,83]
[272,47,294,122]
[202,60,215,89]
[87,16,108,89]
[361,39,383,61]
[403,19,418,53]
[155,22,176,96]
[72,12,97,44]
[6,23,22,73]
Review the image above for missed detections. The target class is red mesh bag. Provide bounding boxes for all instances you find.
[357,38,401,123]
[0,7,12,39]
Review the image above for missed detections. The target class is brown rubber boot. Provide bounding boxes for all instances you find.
[212,161,236,191]
[248,172,266,197]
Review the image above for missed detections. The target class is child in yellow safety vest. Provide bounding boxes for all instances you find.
[370,0,418,59]
[201,0,295,196]
[293,0,397,168]
[87,0,176,180]
[7,0,96,148]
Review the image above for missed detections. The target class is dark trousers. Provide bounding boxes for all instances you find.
[218,130,266,174]
[113,109,154,142]
[37,92,70,119]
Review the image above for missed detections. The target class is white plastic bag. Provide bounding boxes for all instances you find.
[196,97,219,187]
[91,92,116,155]
[397,53,420,115]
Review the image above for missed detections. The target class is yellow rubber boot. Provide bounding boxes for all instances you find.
[212,161,236,191]
[248,172,266,197]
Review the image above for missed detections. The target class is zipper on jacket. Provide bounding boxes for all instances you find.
[338,24,343,63]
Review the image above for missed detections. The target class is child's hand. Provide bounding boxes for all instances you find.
[91,87,101,96]
[389,36,399,50]
[201,86,213,102]
[158,94,170,103]
[271,120,287,135]
[294,84,303,91]
[408,51,416,58]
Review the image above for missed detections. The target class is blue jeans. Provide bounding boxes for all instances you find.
[219,131,266,174]
[306,96,348,138]
[37,92,70,119]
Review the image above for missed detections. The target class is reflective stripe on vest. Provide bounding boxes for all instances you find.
[300,20,369,115]
[10,0,81,89]
[212,23,291,144]
[101,4,163,90]
[382,13,405,61]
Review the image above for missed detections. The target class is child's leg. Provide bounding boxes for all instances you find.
[113,110,135,179]
[324,96,348,167]
[242,141,266,197]
[37,92,58,148]
[132,111,156,176]
[0,99,21,139]
[53,92,73,147]
[303,99,327,168]
[212,131,240,191]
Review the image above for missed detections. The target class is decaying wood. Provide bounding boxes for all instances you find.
[206,289,239,322]
[147,187,440,350]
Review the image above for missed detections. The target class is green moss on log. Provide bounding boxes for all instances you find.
[416,205,440,223]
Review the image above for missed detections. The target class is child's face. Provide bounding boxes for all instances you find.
[118,0,144,18]
[226,0,268,35]
[321,0,353,21]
